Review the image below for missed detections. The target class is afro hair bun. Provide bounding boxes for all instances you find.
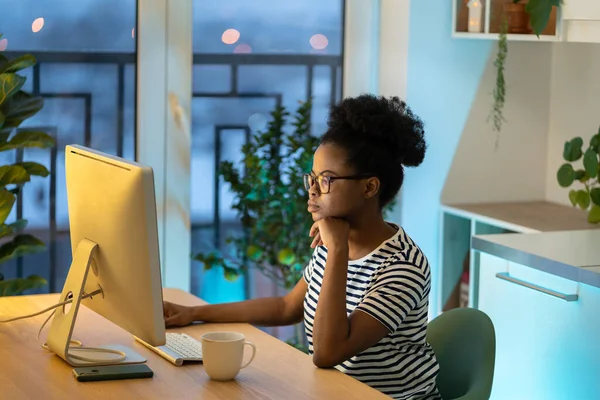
[325,94,426,167]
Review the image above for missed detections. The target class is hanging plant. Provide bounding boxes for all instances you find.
[490,0,561,134]
[490,16,508,142]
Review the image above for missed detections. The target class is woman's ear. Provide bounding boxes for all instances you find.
[364,177,380,199]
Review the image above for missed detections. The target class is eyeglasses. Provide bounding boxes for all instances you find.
[303,173,372,194]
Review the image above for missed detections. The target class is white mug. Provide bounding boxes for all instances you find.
[201,331,257,381]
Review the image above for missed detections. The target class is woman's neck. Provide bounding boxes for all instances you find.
[346,210,397,261]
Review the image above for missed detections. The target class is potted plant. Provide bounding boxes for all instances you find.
[194,100,317,350]
[556,131,600,223]
[0,34,56,296]
[504,1,531,34]
[490,1,560,134]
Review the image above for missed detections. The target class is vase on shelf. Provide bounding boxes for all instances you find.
[467,0,484,33]
[504,1,531,34]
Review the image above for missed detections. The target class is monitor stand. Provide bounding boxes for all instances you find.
[46,238,146,367]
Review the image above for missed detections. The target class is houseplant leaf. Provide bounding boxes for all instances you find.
[0,130,55,152]
[0,92,44,129]
[591,134,599,152]
[0,73,26,106]
[575,170,589,183]
[0,128,11,143]
[568,190,578,207]
[576,190,590,210]
[0,223,9,238]
[525,0,560,36]
[0,234,46,264]
[563,137,583,162]
[591,188,600,207]
[574,170,588,182]
[278,248,296,266]
[246,245,263,261]
[556,163,574,187]
[0,275,47,296]
[223,266,240,282]
[583,148,599,178]
[0,164,30,186]
[0,219,27,239]
[0,189,15,224]
[0,55,36,74]
[16,162,50,177]
[588,205,600,224]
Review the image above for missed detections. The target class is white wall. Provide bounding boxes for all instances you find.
[442,40,600,208]
[546,42,600,206]
[441,42,552,204]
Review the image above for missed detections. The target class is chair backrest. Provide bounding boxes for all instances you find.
[426,308,496,400]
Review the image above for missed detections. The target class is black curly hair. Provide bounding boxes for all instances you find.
[320,94,427,208]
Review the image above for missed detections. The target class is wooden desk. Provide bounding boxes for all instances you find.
[0,288,387,399]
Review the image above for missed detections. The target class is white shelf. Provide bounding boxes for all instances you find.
[452,0,560,42]
[451,32,559,42]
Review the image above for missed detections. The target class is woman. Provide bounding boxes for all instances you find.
[164,94,441,400]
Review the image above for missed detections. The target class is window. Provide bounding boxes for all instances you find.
[0,0,137,292]
[189,1,345,341]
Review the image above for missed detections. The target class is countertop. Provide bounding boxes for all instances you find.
[472,229,600,288]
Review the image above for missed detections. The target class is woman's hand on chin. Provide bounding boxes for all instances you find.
[309,217,349,250]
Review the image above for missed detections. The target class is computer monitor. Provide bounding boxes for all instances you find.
[46,145,166,367]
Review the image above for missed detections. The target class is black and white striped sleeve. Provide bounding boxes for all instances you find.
[303,248,319,283]
[355,261,427,333]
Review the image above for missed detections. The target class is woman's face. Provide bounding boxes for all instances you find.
[306,143,370,222]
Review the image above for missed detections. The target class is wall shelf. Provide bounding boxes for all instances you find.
[451,32,559,42]
[452,0,560,42]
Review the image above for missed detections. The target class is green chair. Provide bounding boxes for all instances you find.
[426,308,496,400]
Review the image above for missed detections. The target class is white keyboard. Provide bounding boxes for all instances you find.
[134,332,203,366]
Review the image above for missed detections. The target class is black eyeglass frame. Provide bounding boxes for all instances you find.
[303,173,373,194]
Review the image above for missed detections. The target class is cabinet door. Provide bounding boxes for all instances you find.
[479,253,600,399]
[534,280,600,399]
[478,254,538,400]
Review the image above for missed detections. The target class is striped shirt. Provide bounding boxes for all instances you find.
[303,225,441,400]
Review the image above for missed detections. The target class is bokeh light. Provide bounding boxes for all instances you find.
[32,18,45,33]
[233,43,252,54]
[222,28,240,45]
[309,34,328,50]
[248,113,268,131]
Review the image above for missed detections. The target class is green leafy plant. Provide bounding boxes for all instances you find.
[0,34,56,295]
[518,0,561,37]
[194,100,318,290]
[556,131,600,224]
[194,100,317,352]
[491,1,561,133]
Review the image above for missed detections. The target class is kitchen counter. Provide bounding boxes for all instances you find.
[472,229,600,288]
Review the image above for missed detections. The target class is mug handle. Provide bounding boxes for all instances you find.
[240,341,256,369]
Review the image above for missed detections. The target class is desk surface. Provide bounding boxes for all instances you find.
[0,288,386,399]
